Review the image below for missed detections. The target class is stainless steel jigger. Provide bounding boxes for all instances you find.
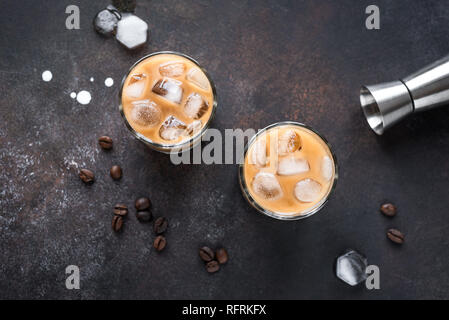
[360,55,449,135]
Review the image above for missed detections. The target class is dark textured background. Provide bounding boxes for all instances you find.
[1,0,449,300]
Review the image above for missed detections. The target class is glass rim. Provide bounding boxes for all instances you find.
[238,121,339,221]
[118,51,218,151]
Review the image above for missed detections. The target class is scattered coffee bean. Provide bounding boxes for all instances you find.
[136,210,152,222]
[112,215,123,232]
[153,235,167,252]
[216,248,228,264]
[199,247,215,262]
[79,168,95,184]
[387,229,405,244]
[153,217,168,234]
[135,197,151,211]
[380,203,397,217]
[110,165,122,180]
[98,136,113,150]
[206,260,220,273]
[113,204,128,216]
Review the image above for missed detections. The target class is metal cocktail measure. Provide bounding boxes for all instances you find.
[360,55,449,135]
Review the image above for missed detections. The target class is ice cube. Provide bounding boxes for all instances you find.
[159,61,185,77]
[321,155,333,182]
[186,120,202,136]
[294,178,322,203]
[126,81,145,98]
[130,100,161,127]
[277,156,309,176]
[116,14,148,50]
[186,67,210,90]
[335,249,368,286]
[159,116,187,141]
[129,73,146,84]
[125,73,147,98]
[184,93,209,119]
[250,137,267,167]
[278,130,301,155]
[152,78,183,104]
[252,172,283,200]
[93,7,121,37]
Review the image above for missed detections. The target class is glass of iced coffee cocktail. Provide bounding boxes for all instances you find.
[239,122,338,220]
[119,51,217,153]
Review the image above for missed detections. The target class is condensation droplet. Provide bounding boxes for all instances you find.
[90,77,94,82]
[42,70,52,82]
[70,92,77,99]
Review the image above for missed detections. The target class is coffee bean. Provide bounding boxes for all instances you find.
[153,235,167,252]
[110,165,122,180]
[135,197,151,211]
[153,217,168,234]
[79,169,95,184]
[136,210,152,222]
[112,215,123,232]
[113,204,128,216]
[380,203,397,217]
[216,248,228,264]
[387,229,405,244]
[206,260,220,273]
[199,246,215,262]
[98,136,113,150]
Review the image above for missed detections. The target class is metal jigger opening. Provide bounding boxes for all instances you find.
[360,81,414,135]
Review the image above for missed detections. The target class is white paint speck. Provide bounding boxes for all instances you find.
[70,92,77,99]
[104,77,114,87]
[42,70,52,82]
[76,90,92,105]
[90,77,94,82]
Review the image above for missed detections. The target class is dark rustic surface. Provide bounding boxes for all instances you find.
[1,0,449,300]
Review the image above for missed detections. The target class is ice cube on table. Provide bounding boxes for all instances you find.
[321,155,333,182]
[93,8,121,37]
[130,100,161,127]
[159,61,185,77]
[116,14,148,50]
[159,116,187,141]
[294,178,322,203]
[186,120,202,136]
[152,78,183,104]
[184,93,209,119]
[186,67,210,90]
[277,156,309,176]
[252,172,283,200]
[250,137,267,167]
[336,250,368,286]
[278,130,301,155]
[125,73,147,98]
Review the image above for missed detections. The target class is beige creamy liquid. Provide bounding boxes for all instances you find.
[121,53,214,145]
[244,125,335,215]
